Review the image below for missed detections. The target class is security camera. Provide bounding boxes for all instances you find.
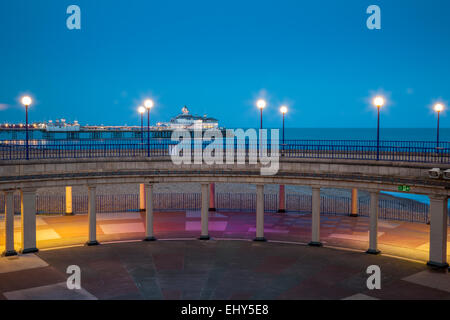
[428,168,442,179]
[443,169,450,180]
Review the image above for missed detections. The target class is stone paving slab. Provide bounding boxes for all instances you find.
[0,254,48,274]
[3,282,97,300]
[0,241,444,300]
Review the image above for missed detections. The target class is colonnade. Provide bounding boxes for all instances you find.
[1,184,448,269]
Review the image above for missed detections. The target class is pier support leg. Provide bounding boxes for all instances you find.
[139,183,146,212]
[20,188,38,254]
[254,184,266,241]
[2,191,17,256]
[65,186,73,216]
[366,191,380,254]
[350,188,358,217]
[86,186,99,246]
[200,183,210,240]
[427,195,448,268]
[209,183,216,212]
[143,183,156,241]
[277,185,286,213]
[309,187,322,247]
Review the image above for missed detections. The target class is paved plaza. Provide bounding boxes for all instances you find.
[1,211,449,263]
[0,240,449,300]
[1,210,449,300]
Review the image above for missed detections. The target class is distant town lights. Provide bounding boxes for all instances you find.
[280,106,288,114]
[256,99,266,109]
[21,96,32,106]
[144,99,154,109]
[434,103,444,113]
[373,96,385,108]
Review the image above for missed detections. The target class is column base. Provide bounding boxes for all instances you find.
[85,240,100,246]
[277,209,286,213]
[366,249,381,255]
[64,212,74,216]
[20,248,39,254]
[349,214,358,217]
[139,209,146,212]
[2,250,18,257]
[208,208,216,212]
[426,261,449,269]
[253,237,267,242]
[308,241,323,247]
[143,236,157,241]
[199,235,210,240]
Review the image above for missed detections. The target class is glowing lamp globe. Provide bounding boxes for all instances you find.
[373,96,385,108]
[256,99,266,109]
[144,99,154,109]
[138,106,146,114]
[434,103,444,113]
[280,106,288,114]
[21,96,32,106]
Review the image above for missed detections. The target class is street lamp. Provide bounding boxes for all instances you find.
[21,96,32,160]
[144,99,154,157]
[434,103,444,149]
[256,99,266,156]
[279,105,288,147]
[138,106,145,143]
[373,96,385,160]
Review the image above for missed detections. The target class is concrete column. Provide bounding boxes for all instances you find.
[200,183,210,240]
[139,183,146,211]
[350,188,358,217]
[209,183,216,212]
[254,184,266,241]
[367,191,380,254]
[143,183,156,241]
[65,186,73,215]
[309,187,322,246]
[2,191,17,256]
[20,188,38,254]
[277,185,286,213]
[86,186,99,246]
[427,195,448,268]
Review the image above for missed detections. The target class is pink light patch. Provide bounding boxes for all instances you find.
[248,227,289,234]
[185,221,228,231]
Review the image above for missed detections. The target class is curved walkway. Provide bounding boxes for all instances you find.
[0,240,449,300]
[1,211,449,264]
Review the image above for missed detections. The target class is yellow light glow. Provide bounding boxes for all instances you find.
[434,103,444,113]
[144,99,154,109]
[373,96,385,108]
[138,106,146,114]
[280,106,288,114]
[21,96,32,106]
[256,99,266,109]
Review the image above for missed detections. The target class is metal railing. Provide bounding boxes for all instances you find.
[0,192,435,224]
[0,138,449,163]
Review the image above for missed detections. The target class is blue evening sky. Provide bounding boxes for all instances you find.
[0,0,449,129]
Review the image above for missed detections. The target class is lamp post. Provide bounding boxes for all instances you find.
[21,96,32,160]
[138,106,145,144]
[373,96,385,161]
[434,103,444,149]
[256,99,266,156]
[144,99,154,157]
[279,105,288,150]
